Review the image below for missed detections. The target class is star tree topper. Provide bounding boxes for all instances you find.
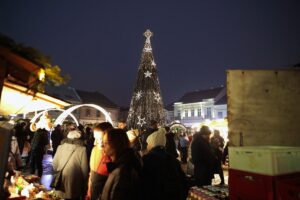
[143,29,153,52]
[144,29,153,44]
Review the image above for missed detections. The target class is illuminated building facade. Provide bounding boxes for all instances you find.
[173,86,227,127]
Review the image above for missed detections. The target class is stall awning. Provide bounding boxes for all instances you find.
[0,81,70,115]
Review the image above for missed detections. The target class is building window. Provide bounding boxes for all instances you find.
[218,112,223,118]
[85,108,91,117]
[96,110,101,118]
[206,108,212,118]
[185,110,188,118]
[198,109,201,117]
[177,111,181,118]
[191,109,194,117]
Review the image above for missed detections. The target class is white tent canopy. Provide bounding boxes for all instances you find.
[0,81,70,116]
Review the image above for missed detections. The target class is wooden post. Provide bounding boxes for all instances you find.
[0,57,8,102]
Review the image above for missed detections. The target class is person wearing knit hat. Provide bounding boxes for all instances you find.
[141,128,188,200]
[140,120,158,153]
[146,127,166,151]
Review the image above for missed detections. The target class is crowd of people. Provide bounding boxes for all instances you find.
[7,119,228,200]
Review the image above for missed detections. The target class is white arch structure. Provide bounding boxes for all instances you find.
[30,108,79,126]
[54,104,113,126]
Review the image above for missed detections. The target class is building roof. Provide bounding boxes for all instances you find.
[76,89,118,108]
[45,85,82,104]
[165,103,174,111]
[215,95,227,105]
[177,86,225,104]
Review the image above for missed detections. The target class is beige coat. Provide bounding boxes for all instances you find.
[53,139,89,199]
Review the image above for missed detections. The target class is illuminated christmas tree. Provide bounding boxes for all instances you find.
[127,29,165,130]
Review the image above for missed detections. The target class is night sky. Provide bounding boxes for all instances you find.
[1,1,300,107]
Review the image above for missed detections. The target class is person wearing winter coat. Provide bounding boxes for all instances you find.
[7,133,23,172]
[30,128,49,177]
[164,126,178,158]
[101,129,142,200]
[52,130,89,200]
[210,129,225,185]
[51,124,63,157]
[86,122,113,200]
[178,132,189,164]
[191,125,216,186]
[141,128,188,200]
[140,120,158,153]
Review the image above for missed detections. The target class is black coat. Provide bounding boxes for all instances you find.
[31,129,49,153]
[101,148,142,200]
[165,132,178,158]
[141,146,188,200]
[51,128,63,155]
[191,134,216,186]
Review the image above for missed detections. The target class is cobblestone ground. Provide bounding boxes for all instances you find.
[40,154,53,190]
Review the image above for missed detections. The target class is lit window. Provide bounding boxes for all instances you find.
[85,108,91,117]
[206,108,212,118]
[96,110,101,118]
[218,112,223,118]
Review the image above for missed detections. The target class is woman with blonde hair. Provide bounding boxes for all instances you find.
[86,122,113,200]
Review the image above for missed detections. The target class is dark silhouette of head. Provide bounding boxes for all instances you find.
[165,126,170,132]
[103,128,130,160]
[150,120,158,129]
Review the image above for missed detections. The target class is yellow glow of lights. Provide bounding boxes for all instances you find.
[38,68,46,82]
[0,81,70,115]
[196,119,229,142]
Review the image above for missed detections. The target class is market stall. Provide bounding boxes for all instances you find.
[4,172,58,200]
[187,185,229,200]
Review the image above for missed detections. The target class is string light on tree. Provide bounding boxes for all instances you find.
[137,116,146,127]
[127,112,132,119]
[151,60,156,67]
[153,92,161,102]
[127,29,165,130]
[144,71,152,78]
[135,91,143,100]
